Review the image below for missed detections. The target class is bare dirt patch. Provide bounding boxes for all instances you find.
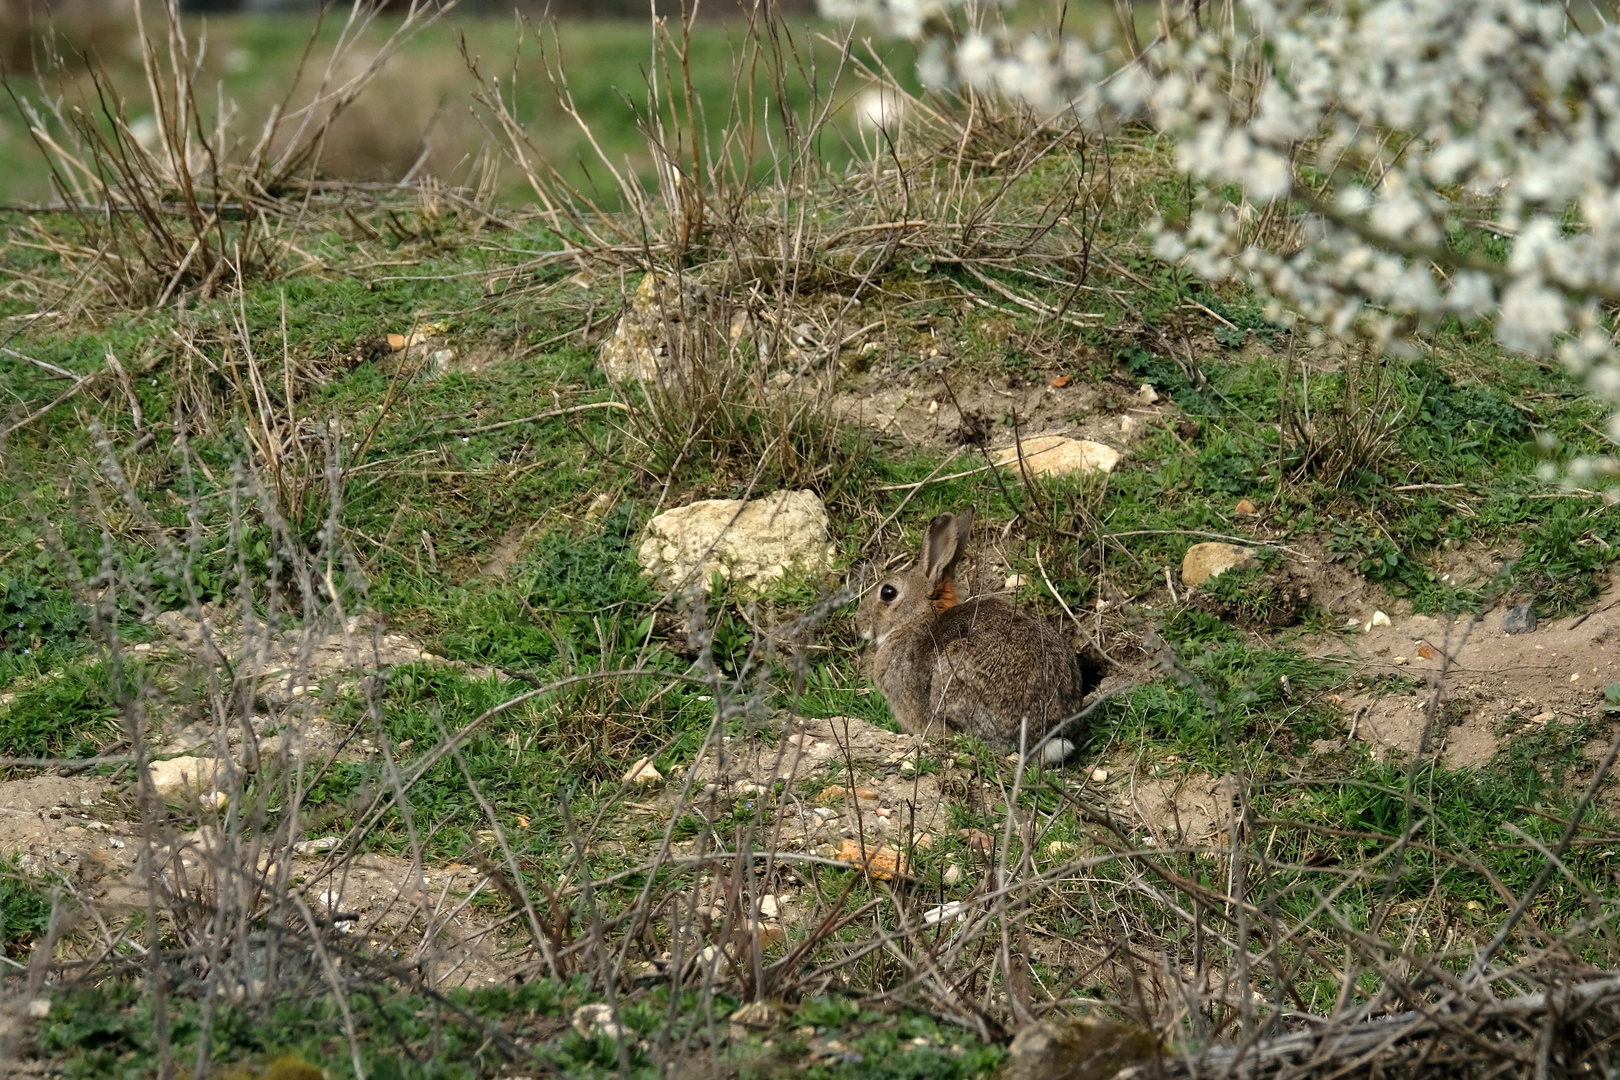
[685,713,952,857]
[479,523,531,578]
[833,363,1164,454]
[683,713,1242,860]
[1119,773,1237,845]
[0,772,522,989]
[1,617,529,990]
[1,775,134,904]
[1308,581,1620,770]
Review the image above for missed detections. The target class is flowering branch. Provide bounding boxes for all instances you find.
[822,0,1620,471]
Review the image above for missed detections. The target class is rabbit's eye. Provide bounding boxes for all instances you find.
[879,584,898,602]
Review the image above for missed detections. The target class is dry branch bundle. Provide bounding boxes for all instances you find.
[5,0,450,306]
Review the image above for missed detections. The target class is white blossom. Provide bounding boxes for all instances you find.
[1497,280,1567,355]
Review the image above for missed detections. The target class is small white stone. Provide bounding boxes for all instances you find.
[1370,610,1392,628]
[1182,543,1254,587]
[1135,383,1159,405]
[572,1003,630,1041]
[923,901,963,926]
[294,836,341,856]
[942,864,963,886]
[1090,767,1109,783]
[1004,574,1027,590]
[992,436,1119,477]
[623,757,662,785]
[759,895,780,918]
[148,756,224,802]
[26,999,49,1019]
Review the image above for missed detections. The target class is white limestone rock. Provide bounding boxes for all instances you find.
[638,490,833,593]
[992,436,1120,477]
[1180,543,1255,587]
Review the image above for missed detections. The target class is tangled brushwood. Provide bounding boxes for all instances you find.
[5,0,446,306]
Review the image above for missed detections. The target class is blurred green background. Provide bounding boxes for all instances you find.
[0,10,920,207]
[0,3,1144,208]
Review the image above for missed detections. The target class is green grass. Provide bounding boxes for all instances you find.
[29,980,1005,1080]
[0,13,919,207]
[0,659,124,768]
[0,855,53,961]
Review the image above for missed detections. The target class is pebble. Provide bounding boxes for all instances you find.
[572,1003,630,1041]
[623,758,662,785]
[1503,603,1538,635]
[294,836,341,855]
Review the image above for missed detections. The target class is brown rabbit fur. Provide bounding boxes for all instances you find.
[856,508,1087,754]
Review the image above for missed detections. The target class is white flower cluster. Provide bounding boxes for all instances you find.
[822,0,1620,475]
[818,0,957,40]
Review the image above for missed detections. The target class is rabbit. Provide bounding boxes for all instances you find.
[855,507,1088,761]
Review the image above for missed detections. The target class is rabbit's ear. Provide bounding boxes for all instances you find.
[920,508,973,587]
